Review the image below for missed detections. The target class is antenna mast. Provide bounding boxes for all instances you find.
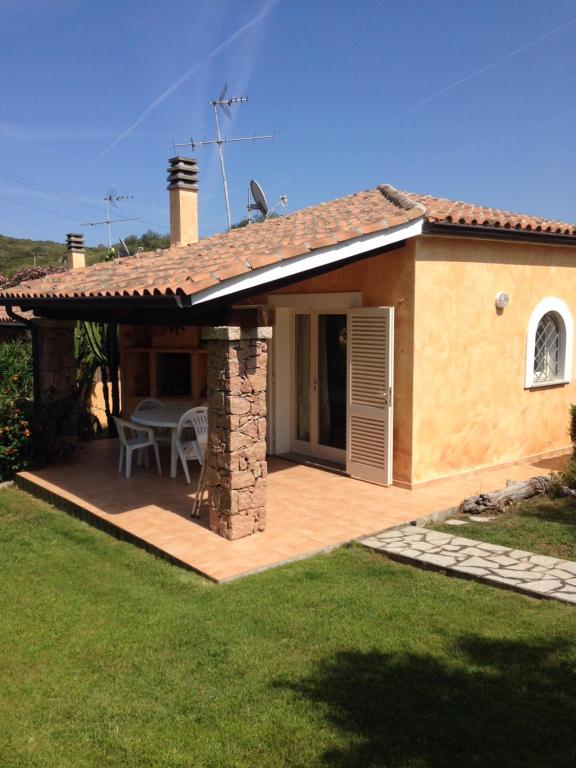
[103,193,134,249]
[174,84,274,230]
[85,192,138,255]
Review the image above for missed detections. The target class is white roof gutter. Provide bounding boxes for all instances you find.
[186,216,423,307]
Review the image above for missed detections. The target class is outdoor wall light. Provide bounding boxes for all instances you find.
[495,292,510,310]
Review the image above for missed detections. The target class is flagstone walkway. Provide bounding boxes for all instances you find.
[360,526,576,604]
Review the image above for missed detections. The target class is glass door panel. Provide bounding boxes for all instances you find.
[317,314,347,452]
[294,313,311,444]
[292,311,347,464]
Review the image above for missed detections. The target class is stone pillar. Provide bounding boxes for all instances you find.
[35,320,76,403]
[201,326,272,540]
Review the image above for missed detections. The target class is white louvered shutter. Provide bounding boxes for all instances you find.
[347,307,394,485]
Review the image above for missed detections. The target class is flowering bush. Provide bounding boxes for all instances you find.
[0,339,79,480]
[0,396,33,480]
[0,265,65,289]
[0,339,34,480]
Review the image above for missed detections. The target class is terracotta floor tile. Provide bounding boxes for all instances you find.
[17,441,567,583]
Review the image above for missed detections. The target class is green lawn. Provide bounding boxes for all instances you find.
[432,496,576,561]
[1,488,575,768]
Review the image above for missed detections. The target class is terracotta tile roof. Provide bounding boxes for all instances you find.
[0,187,423,301]
[1,184,574,302]
[406,191,576,235]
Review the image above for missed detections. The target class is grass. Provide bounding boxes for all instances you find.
[0,488,575,767]
[432,495,576,561]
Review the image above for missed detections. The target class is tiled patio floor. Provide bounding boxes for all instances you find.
[16,440,567,582]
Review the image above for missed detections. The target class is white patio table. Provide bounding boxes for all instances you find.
[132,405,192,479]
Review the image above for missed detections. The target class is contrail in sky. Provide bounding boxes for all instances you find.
[95,0,278,160]
[386,15,576,123]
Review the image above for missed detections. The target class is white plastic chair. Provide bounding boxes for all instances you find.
[186,407,209,517]
[133,398,171,443]
[113,416,162,479]
[174,407,208,485]
[133,398,164,413]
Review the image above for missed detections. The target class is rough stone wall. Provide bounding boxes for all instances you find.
[36,321,76,402]
[202,327,271,540]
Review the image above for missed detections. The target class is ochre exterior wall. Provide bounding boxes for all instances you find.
[250,234,576,486]
[263,241,416,484]
[411,235,576,484]
[90,379,122,429]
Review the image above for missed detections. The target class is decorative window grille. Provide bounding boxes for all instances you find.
[534,312,560,382]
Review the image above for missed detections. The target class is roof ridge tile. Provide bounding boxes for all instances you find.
[378,184,427,215]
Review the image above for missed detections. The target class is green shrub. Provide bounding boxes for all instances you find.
[0,339,78,480]
[0,339,33,479]
[558,459,576,490]
[0,338,33,399]
[570,404,576,459]
[0,396,33,480]
[550,405,576,490]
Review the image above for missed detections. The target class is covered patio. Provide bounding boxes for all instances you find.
[16,439,563,582]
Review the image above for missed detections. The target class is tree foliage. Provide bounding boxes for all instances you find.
[231,212,279,229]
[120,230,170,254]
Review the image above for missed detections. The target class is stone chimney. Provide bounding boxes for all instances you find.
[66,233,85,269]
[167,156,199,247]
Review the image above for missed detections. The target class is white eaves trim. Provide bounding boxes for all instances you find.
[188,217,423,306]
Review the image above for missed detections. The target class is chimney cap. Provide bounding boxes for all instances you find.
[66,233,85,252]
[168,155,198,166]
[167,156,199,191]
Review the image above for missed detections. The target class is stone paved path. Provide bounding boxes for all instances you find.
[360,526,576,604]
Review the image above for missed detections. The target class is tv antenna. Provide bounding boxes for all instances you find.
[31,250,49,268]
[247,179,288,223]
[85,190,138,252]
[174,83,275,231]
[119,236,131,257]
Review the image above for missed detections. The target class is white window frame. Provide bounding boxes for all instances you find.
[525,297,573,388]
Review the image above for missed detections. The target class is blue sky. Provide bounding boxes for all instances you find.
[0,0,575,246]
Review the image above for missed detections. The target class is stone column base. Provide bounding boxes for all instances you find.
[202,326,271,540]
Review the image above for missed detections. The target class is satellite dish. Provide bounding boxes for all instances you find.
[249,179,268,217]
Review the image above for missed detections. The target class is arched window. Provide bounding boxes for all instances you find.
[534,312,560,382]
[525,298,573,388]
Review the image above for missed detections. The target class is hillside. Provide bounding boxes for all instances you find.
[0,230,169,277]
[0,234,108,276]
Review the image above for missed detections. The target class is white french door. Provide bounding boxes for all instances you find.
[290,306,394,484]
[291,311,348,464]
[346,307,394,485]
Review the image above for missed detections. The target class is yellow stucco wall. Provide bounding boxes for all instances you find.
[411,235,576,484]
[90,380,112,428]
[264,241,416,484]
